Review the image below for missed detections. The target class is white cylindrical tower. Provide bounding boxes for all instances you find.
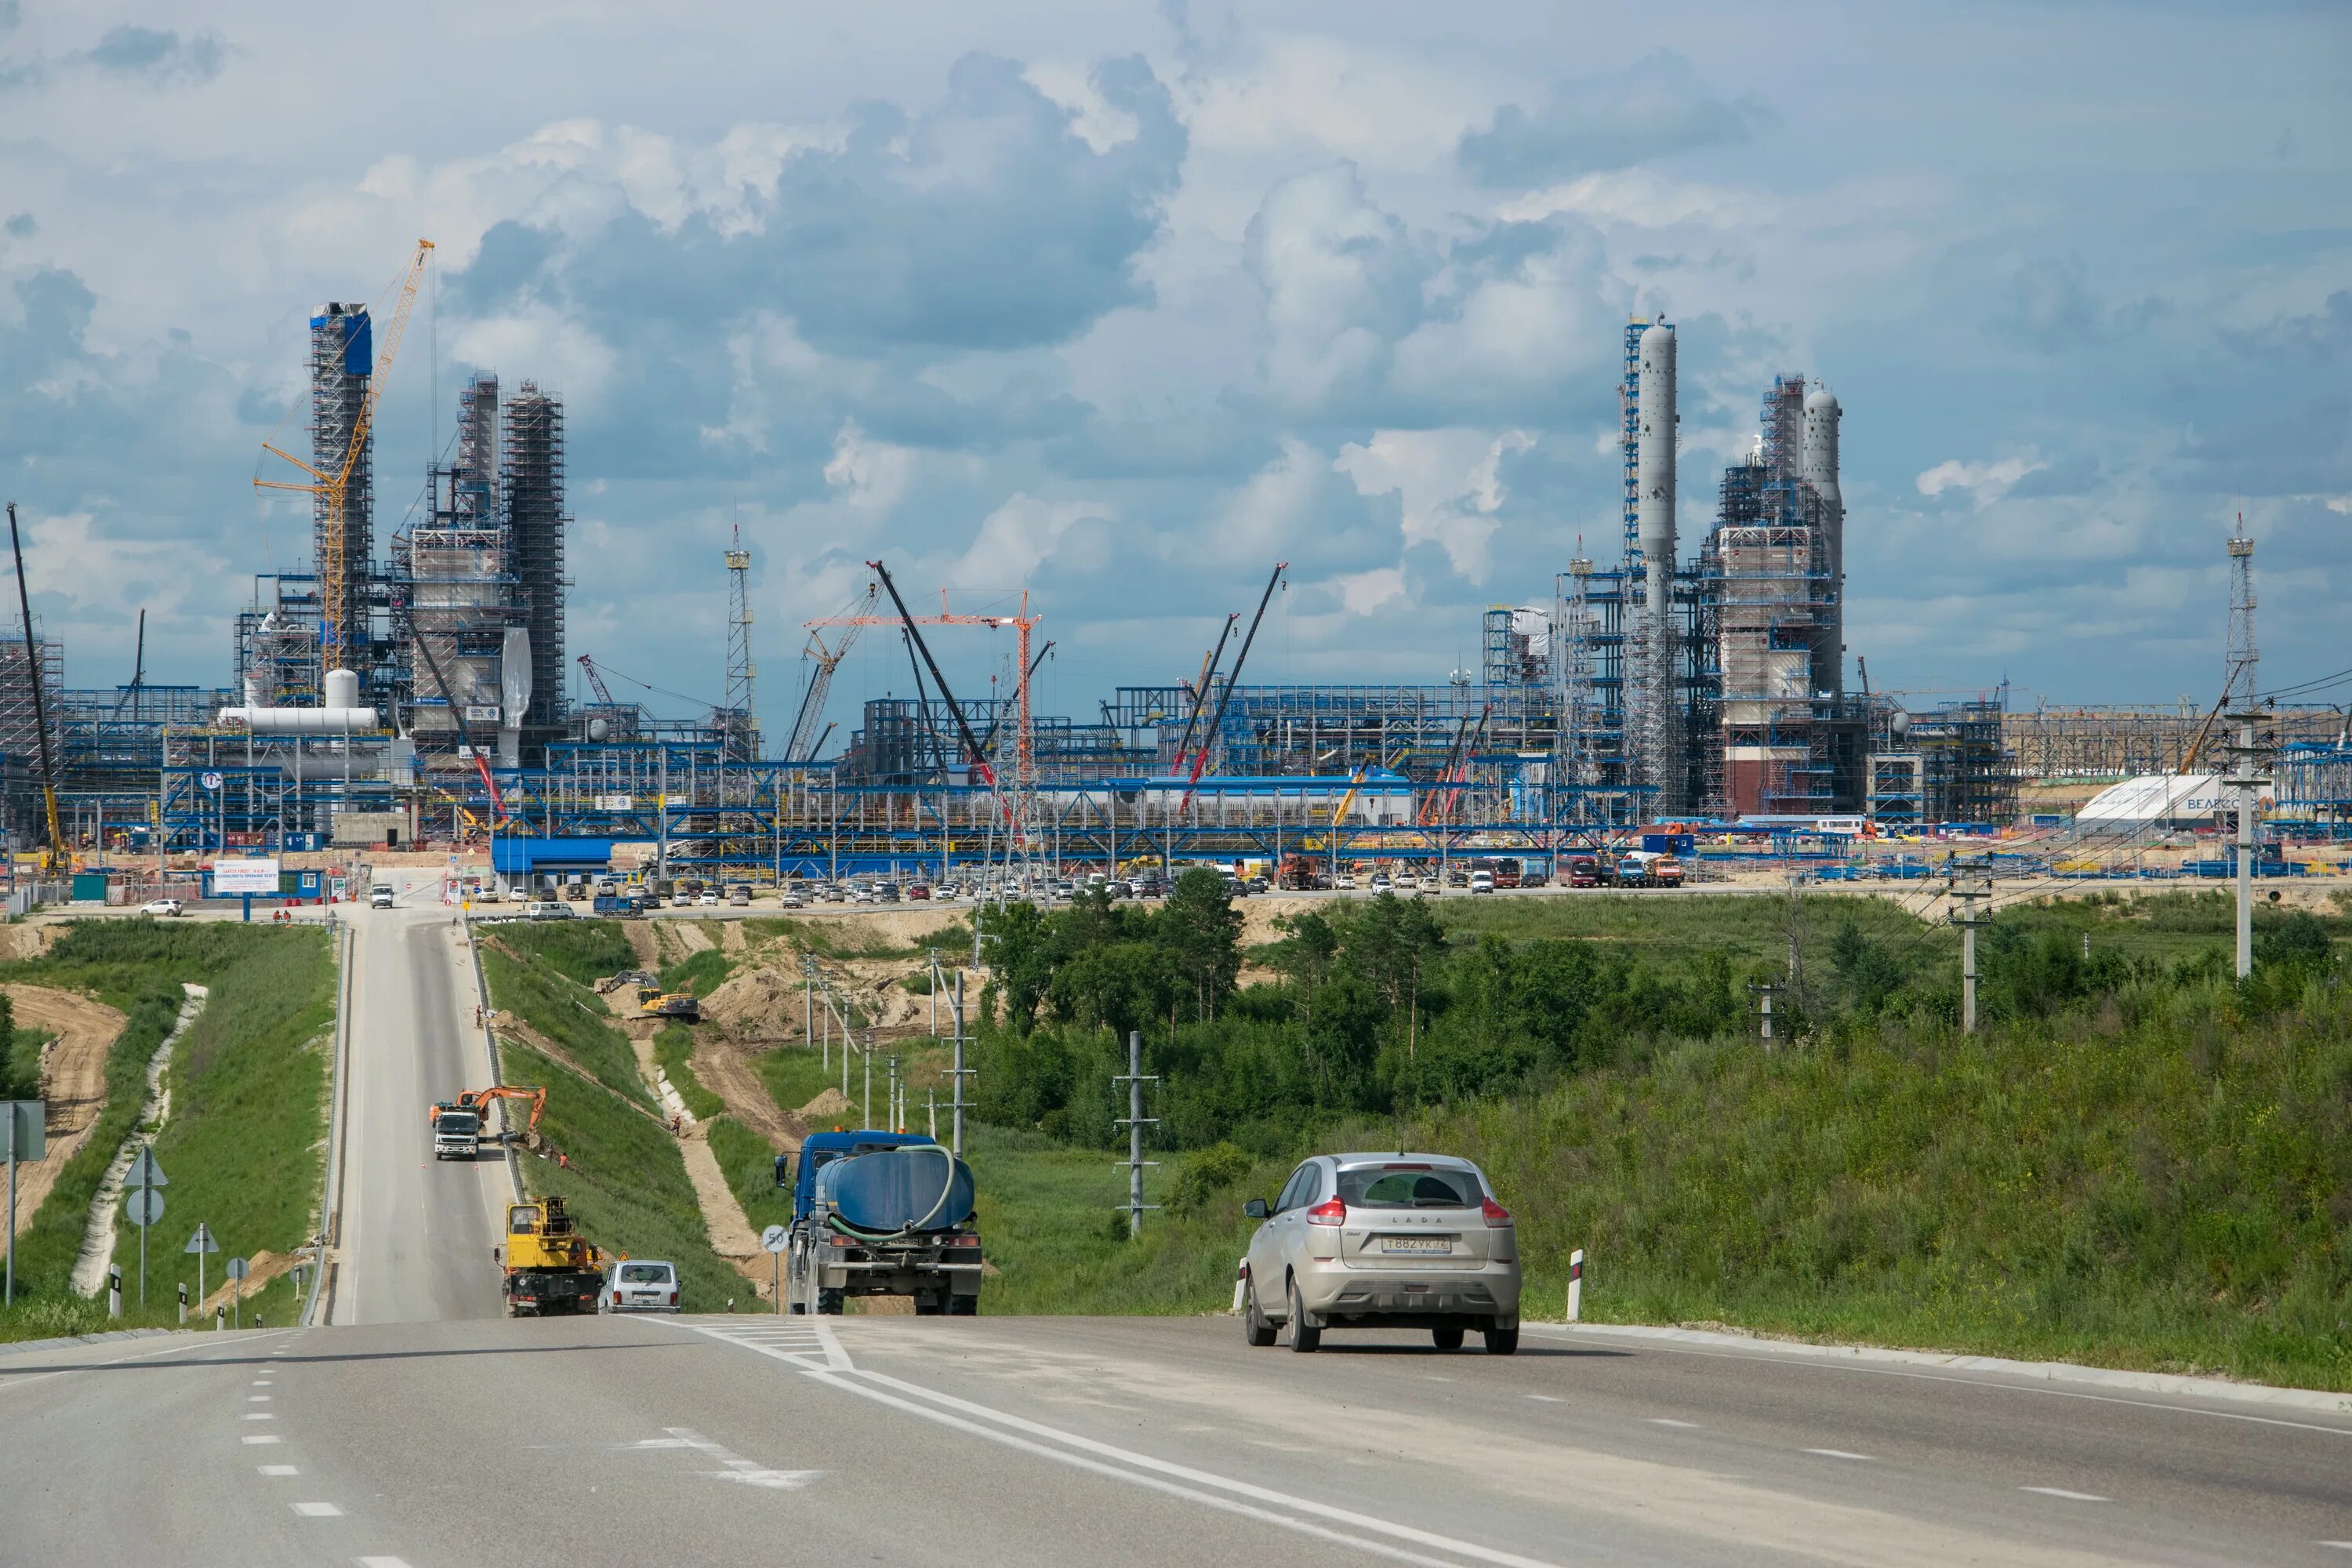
[1636,325,1678,566]
[1635,322,1680,812]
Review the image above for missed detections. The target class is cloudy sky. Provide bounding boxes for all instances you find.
[2,0,2346,736]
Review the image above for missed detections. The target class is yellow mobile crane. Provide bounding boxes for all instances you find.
[6,503,64,875]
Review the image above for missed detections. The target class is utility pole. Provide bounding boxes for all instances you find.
[1951,857,1991,1034]
[863,1030,875,1128]
[803,954,815,1056]
[1112,1029,1160,1238]
[1748,981,1777,1049]
[2224,706,2273,979]
[948,966,971,1156]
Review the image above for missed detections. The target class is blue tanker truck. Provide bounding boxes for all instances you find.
[775,1131,983,1315]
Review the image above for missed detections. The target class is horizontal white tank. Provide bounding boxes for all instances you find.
[216,667,379,733]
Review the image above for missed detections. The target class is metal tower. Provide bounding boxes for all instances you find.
[2224,520,2257,706]
[724,528,757,760]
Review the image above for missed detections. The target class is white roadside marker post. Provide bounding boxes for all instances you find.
[1566,1249,1584,1324]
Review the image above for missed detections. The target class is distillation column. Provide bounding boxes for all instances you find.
[1802,388,1844,708]
[1636,323,1680,814]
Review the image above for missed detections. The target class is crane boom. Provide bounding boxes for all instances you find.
[1171,613,1238,773]
[577,654,618,709]
[867,561,996,789]
[255,238,434,666]
[785,585,875,763]
[1180,562,1286,808]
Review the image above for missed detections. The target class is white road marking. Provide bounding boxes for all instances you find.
[355,1559,413,1568]
[1523,1395,1563,1403]
[242,1413,275,1421]
[2019,1486,2108,1502]
[670,1318,1562,1568]
[242,1435,281,1446]
[248,1395,271,1403]
[2316,1543,2352,1551]
[1648,1418,1700,1428]
[857,1366,1567,1568]
[622,1428,823,1490]
[252,1379,271,1385]
[258,1465,299,1476]
[1802,1448,1872,1461]
[291,1501,343,1517]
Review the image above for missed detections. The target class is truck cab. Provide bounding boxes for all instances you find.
[433,1109,480,1160]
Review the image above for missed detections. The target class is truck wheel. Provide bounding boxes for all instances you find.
[948,1294,977,1316]
[913,1292,943,1316]
[1285,1278,1319,1353]
[815,1289,844,1316]
[1241,1272,1276,1347]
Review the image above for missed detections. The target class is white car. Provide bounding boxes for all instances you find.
[1469,872,1496,894]
[369,884,395,909]
[141,898,183,917]
[697,891,721,906]
[1334,873,1356,891]
[779,889,806,909]
[601,1258,681,1313]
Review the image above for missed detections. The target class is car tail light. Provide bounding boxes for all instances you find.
[1305,1197,1346,1227]
[668,1290,677,1305]
[1482,1197,1513,1229]
[612,1290,622,1305]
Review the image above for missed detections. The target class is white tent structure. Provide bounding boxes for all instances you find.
[2077,773,2269,827]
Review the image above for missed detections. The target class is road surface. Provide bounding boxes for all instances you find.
[328,869,512,1326]
[2,1312,2347,1566]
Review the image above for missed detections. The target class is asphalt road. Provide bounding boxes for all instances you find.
[328,869,510,1327]
[3,1312,2347,1567]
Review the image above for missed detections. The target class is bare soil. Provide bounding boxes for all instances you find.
[3,985,129,1240]
[195,1247,295,1318]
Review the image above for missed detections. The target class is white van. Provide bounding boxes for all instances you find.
[369,884,395,909]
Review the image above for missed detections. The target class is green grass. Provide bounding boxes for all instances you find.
[2,1025,53,1102]
[742,916,967,962]
[659,948,732,998]
[0,922,332,1335]
[1415,980,2352,1390]
[965,1124,1250,1316]
[499,1040,747,1313]
[494,920,639,985]
[757,1044,852,1123]
[117,928,335,1329]
[707,1116,793,1236]
[652,1023,725,1120]
[481,946,653,1108]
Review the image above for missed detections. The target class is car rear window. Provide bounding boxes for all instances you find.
[1338,1165,1483,1209]
[616,1263,672,1284]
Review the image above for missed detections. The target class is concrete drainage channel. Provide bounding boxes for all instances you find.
[69,985,209,1298]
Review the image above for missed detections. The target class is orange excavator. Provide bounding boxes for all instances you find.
[430,1084,550,1151]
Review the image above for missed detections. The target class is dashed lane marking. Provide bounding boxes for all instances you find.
[1648,1418,1701,1428]
[1802,1448,1872,1461]
[258,1465,299,1477]
[2019,1487,2108,1502]
[1524,1395,1563,1403]
[291,1502,343,1517]
[248,1395,271,1403]
[241,1436,281,1446]
[242,1414,275,1421]
[355,1559,413,1567]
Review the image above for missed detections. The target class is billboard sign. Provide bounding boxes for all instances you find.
[212,858,281,895]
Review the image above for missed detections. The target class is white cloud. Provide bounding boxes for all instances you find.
[1183,34,1487,172]
[1336,427,1534,580]
[1916,454,2046,506]
[954,493,1106,585]
[822,420,914,515]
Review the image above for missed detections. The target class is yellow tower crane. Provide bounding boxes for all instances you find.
[255,238,434,667]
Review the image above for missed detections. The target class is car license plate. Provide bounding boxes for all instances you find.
[1380,1236,1452,1254]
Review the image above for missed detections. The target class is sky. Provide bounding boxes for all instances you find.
[2,0,2347,739]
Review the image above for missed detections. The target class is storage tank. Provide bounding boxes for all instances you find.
[215,666,379,732]
[815,1144,976,1235]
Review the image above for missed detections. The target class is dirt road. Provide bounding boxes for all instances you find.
[3,985,129,1239]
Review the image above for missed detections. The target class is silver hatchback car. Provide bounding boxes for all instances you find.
[1240,1152,1520,1354]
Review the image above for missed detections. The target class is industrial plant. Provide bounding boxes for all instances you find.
[3,251,2347,892]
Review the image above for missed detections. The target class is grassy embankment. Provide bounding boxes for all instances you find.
[907,891,2352,1389]
[482,922,746,1310]
[0,923,334,1341]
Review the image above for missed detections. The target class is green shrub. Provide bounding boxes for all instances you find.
[496,920,639,985]
[652,1024,725,1120]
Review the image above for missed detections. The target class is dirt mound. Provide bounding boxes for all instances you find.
[195,1248,296,1317]
[4,985,129,1240]
[623,921,659,967]
[703,964,804,1036]
[799,1087,851,1120]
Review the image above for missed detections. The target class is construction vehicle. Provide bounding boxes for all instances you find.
[499,1194,604,1316]
[776,1131,982,1315]
[637,989,702,1022]
[430,1084,550,1151]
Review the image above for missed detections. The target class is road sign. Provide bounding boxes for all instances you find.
[223,1256,250,1281]
[213,858,280,895]
[760,1225,789,1254]
[184,1223,218,1254]
[200,771,223,791]
[125,1147,167,1188]
[124,1188,164,1226]
[5,1101,42,1163]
